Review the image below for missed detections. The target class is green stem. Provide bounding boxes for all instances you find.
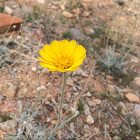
[34,70,42,108]
[49,72,67,139]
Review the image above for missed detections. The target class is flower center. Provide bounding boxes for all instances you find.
[54,56,74,69]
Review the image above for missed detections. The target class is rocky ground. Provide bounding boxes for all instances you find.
[0,0,140,140]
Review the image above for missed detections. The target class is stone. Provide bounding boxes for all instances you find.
[88,99,101,107]
[70,28,87,41]
[62,11,73,18]
[86,91,92,97]
[84,27,94,35]
[4,6,13,14]
[18,88,28,97]
[125,93,140,103]
[5,83,17,98]
[70,122,75,130]
[0,13,23,34]
[86,115,94,124]
[117,102,127,115]
[13,4,31,18]
[32,67,37,72]
[106,75,114,81]
[46,117,51,122]
[0,120,17,131]
[72,8,81,16]
[37,0,45,4]
[84,104,91,115]
[93,127,99,133]
[82,11,90,17]
[67,79,74,86]
[74,67,88,77]
[133,77,140,87]
[82,2,88,10]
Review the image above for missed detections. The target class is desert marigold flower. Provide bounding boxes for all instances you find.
[38,40,86,72]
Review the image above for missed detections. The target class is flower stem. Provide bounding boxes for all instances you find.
[49,72,67,139]
[34,70,42,108]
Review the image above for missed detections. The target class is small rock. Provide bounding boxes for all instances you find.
[70,122,75,130]
[125,93,139,103]
[72,8,81,16]
[93,99,102,105]
[70,28,87,41]
[18,88,28,97]
[133,77,140,87]
[70,107,77,114]
[88,101,96,107]
[84,27,94,35]
[82,2,88,10]
[37,0,45,4]
[93,127,99,133]
[32,67,37,72]
[86,115,94,124]
[60,4,65,10]
[88,99,101,106]
[74,67,88,77]
[67,79,74,86]
[62,11,73,18]
[4,6,13,14]
[84,104,91,115]
[106,75,114,81]
[46,117,51,122]
[86,91,92,97]
[5,83,17,98]
[117,102,127,115]
[0,120,17,131]
[82,11,90,17]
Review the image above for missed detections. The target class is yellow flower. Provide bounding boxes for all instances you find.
[38,40,86,72]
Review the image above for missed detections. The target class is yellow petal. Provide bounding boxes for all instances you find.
[38,57,54,64]
[40,62,57,70]
[43,45,57,59]
[50,41,63,57]
[39,49,55,62]
[59,40,69,56]
[72,44,86,61]
[67,40,76,57]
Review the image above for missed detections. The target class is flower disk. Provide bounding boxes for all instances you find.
[38,40,86,72]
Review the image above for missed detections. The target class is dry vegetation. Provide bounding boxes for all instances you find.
[0,0,140,140]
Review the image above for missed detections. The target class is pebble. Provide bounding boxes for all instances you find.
[86,91,92,97]
[46,117,51,123]
[70,122,75,130]
[84,104,91,115]
[125,93,140,103]
[32,67,37,72]
[133,104,140,128]
[82,11,90,17]
[117,102,127,115]
[67,79,74,86]
[0,120,17,131]
[70,28,87,41]
[4,6,13,14]
[62,11,73,18]
[86,115,94,124]
[133,77,140,87]
[88,99,101,107]
[5,83,17,98]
